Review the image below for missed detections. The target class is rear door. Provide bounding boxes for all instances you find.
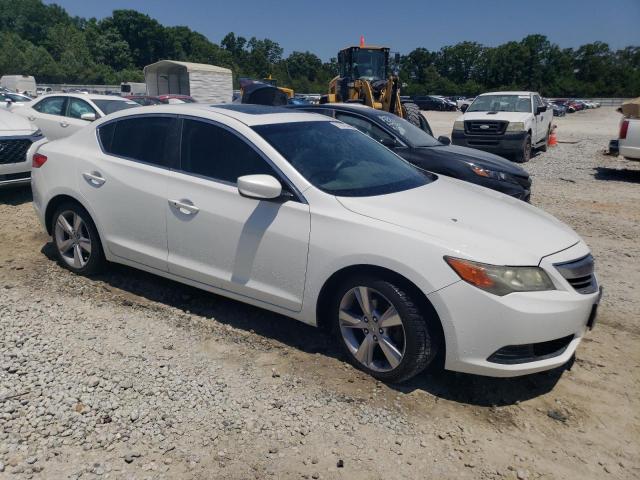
[28,96,68,139]
[79,114,179,271]
[166,116,311,311]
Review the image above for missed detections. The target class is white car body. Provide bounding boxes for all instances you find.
[0,109,42,187]
[14,93,138,141]
[30,105,600,378]
[452,91,554,158]
[619,117,640,160]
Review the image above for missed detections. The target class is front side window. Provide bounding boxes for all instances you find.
[180,119,274,183]
[468,95,532,113]
[100,116,177,167]
[67,98,97,119]
[253,121,431,197]
[33,96,66,115]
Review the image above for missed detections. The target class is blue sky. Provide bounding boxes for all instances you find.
[47,0,640,60]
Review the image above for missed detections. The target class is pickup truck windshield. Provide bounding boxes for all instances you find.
[253,121,432,197]
[468,95,532,113]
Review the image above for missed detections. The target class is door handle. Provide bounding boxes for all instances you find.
[168,199,199,215]
[60,121,69,128]
[27,116,35,121]
[82,171,106,187]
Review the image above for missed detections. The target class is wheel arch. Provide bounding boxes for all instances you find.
[315,264,446,359]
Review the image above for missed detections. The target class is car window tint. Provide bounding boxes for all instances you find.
[97,122,116,151]
[334,113,394,143]
[108,116,177,167]
[33,97,65,115]
[180,119,274,184]
[67,98,96,119]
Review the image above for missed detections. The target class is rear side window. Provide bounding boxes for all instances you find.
[99,116,177,167]
[33,96,66,115]
[180,119,274,183]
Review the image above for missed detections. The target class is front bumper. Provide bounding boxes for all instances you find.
[428,242,601,377]
[452,130,527,156]
[0,132,42,187]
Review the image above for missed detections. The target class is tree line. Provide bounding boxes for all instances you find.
[0,0,638,97]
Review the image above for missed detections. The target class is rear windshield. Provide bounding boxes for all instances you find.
[253,121,431,197]
[93,99,138,115]
[372,112,440,147]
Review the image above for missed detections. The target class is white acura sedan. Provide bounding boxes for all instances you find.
[30,104,601,383]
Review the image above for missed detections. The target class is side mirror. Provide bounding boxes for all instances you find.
[379,137,398,148]
[238,174,282,200]
[437,136,451,145]
[536,105,547,115]
[460,104,468,113]
[81,112,97,121]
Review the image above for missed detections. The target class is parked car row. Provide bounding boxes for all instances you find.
[549,99,600,114]
[15,100,600,384]
[413,95,458,111]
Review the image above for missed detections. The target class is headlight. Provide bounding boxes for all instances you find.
[506,122,525,132]
[444,257,555,296]
[470,165,505,181]
[33,129,43,137]
[453,120,464,131]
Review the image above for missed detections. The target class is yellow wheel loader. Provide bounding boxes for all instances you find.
[322,40,426,130]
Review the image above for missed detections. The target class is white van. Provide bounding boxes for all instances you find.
[1,75,37,96]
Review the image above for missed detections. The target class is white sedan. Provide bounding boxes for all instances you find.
[29,104,601,382]
[14,93,138,140]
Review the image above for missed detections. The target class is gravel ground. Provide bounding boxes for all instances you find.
[1,106,639,479]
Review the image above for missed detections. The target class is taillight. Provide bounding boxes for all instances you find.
[32,153,48,168]
[620,119,629,140]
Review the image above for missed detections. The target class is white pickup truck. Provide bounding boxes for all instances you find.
[453,91,554,162]
[617,117,640,160]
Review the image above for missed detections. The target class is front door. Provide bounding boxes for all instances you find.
[166,117,310,311]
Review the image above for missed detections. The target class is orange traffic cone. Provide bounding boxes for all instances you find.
[549,126,558,147]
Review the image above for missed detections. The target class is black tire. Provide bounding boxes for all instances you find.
[332,275,436,383]
[539,128,550,152]
[51,202,105,276]
[401,102,422,128]
[514,134,532,163]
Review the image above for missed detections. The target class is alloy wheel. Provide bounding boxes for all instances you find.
[338,286,406,372]
[54,210,92,269]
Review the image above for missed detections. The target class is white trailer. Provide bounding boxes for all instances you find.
[143,60,233,104]
[120,82,147,96]
[1,75,36,96]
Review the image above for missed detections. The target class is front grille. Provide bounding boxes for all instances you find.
[554,254,598,294]
[0,139,32,165]
[464,120,508,135]
[488,335,574,364]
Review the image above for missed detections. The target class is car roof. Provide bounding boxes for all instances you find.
[479,91,535,96]
[101,103,334,127]
[43,93,130,101]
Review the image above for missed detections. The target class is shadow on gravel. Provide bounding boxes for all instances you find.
[40,242,565,407]
[593,167,640,183]
[0,185,32,205]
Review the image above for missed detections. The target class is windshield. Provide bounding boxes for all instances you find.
[93,99,138,115]
[353,49,386,81]
[253,121,431,197]
[372,112,440,147]
[467,95,532,113]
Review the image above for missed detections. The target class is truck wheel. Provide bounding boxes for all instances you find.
[514,134,532,163]
[401,102,422,128]
[539,128,550,152]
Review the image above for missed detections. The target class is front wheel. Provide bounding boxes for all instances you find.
[514,134,532,163]
[401,102,422,128]
[332,276,436,383]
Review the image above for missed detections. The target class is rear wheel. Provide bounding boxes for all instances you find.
[51,203,105,275]
[332,275,436,383]
[514,134,532,163]
[401,102,422,128]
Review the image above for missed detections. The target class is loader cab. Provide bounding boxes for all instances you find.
[338,47,389,82]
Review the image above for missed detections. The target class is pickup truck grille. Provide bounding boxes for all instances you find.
[0,139,32,165]
[464,120,508,135]
[554,254,598,294]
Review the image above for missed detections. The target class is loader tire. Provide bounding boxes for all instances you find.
[401,102,422,128]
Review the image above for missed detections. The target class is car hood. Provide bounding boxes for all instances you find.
[420,144,528,177]
[459,111,532,122]
[337,177,579,265]
[0,108,36,135]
